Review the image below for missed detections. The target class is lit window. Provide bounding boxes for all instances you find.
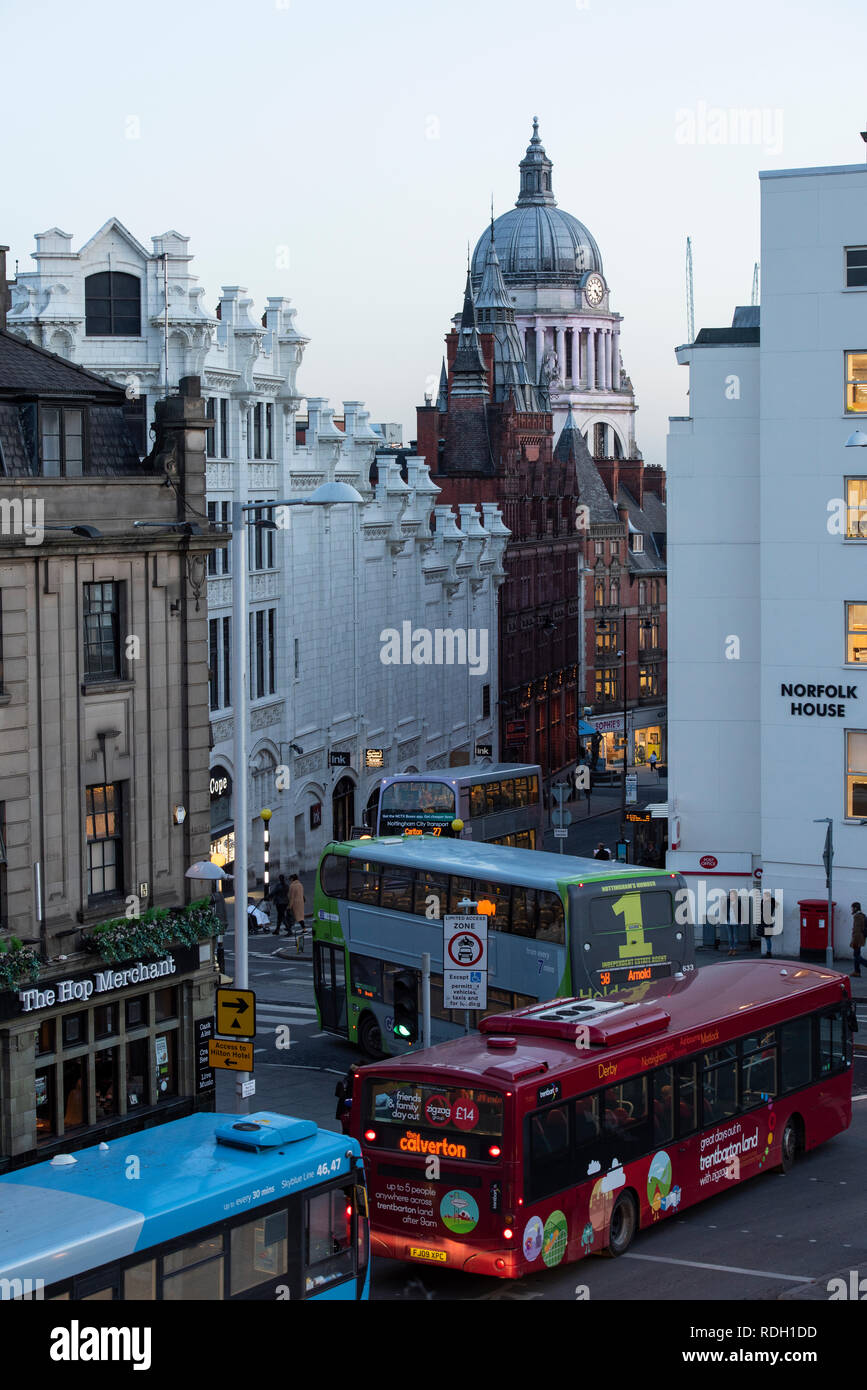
[845,352,867,413]
[846,731,867,818]
[846,603,867,663]
[846,479,867,539]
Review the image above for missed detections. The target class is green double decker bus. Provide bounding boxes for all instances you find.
[313,838,693,1057]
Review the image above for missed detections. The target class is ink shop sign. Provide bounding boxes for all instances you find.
[781,681,858,717]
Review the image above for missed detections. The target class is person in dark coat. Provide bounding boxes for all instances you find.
[270,874,291,936]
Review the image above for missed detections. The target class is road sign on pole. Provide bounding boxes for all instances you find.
[209,1039,254,1071]
[625,773,638,805]
[216,988,256,1038]
[554,828,568,839]
[443,913,487,1010]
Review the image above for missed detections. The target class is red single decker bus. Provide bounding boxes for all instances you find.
[345,960,855,1278]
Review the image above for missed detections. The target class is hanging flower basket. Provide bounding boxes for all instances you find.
[0,937,42,991]
[80,898,220,965]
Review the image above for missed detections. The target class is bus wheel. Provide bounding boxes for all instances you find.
[358,1013,385,1059]
[601,1192,638,1257]
[778,1117,800,1174]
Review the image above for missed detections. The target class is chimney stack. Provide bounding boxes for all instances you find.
[0,247,11,332]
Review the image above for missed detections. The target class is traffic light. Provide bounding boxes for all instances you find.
[392,970,418,1043]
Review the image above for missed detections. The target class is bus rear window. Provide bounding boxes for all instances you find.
[589,890,674,934]
[366,1081,503,1137]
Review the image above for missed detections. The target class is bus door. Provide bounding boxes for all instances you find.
[315,942,347,1033]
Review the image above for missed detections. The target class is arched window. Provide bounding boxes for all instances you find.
[595,580,605,608]
[85,272,141,337]
[610,579,620,607]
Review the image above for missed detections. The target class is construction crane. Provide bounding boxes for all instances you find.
[751,262,760,307]
[685,237,695,343]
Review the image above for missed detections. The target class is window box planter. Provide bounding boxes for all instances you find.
[79,899,220,965]
[0,937,42,991]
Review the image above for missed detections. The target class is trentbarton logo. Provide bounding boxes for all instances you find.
[50,1321,152,1371]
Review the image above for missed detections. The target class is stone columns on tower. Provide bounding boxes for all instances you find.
[612,328,620,390]
[587,327,596,390]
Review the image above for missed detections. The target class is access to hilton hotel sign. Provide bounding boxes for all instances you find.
[781,681,858,718]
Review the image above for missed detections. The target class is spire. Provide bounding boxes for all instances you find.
[516,116,556,208]
[474,223,542,412]
[436,357,448,410]
[450,270,488,398]
[554,405,594,466]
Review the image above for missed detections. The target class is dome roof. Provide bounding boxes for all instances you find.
[471,119,603,288]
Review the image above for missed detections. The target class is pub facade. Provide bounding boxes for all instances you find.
[0,294,224,1171]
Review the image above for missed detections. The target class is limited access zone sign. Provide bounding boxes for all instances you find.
[443,913,488,1010]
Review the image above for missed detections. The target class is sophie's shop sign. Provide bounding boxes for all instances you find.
[781,682,857,717]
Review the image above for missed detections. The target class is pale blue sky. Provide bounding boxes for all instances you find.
[2,0,865,464]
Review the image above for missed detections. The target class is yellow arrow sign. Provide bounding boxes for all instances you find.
[216,987,256,1038]
[208,1038,254,1071]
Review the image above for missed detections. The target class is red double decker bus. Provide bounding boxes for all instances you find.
[345,960,855,1278]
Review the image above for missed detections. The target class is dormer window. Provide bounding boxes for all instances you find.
[630,533,644,553]
[40,406,84,476]
[85,272,141,337]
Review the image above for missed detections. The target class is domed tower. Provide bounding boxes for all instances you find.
[471,119,639,460]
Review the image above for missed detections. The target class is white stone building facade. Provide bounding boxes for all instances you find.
[8,220,506,875]
[666,159,867,960]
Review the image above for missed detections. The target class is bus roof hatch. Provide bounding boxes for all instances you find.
[214,1113,318,1150]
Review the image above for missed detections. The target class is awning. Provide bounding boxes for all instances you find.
[578,719,595,735]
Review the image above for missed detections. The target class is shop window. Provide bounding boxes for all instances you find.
[126,995,148,1029]
[62,1011,88,1048]
[63,1056,87,1131]
[126,1035,149,1109]
[155,1031,177,1101]
[36,1019,56,1056]
[154,987,177,1023]
[230,1209,289,1294]
[846,731,867,818]
[93,1003,117,1039]
[123,1261,157,1300]
[95,1048,118,1121]
[845,351,867,413]
[305,1188,354,1293]
[35,1065,56,1142]
[846,603,867,663]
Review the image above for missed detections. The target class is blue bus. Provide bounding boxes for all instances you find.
[0,1111,369,1301]
[314,837,693,1056]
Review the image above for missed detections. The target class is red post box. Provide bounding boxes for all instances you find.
[798,899,836,963]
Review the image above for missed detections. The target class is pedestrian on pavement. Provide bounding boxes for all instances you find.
[850,901,866,977]
[593,842,611,861]
[649,751,658,776]
[289,873,306,949]
[270,874,290,936]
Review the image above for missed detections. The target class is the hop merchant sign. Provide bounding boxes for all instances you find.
[443,913,487,1010]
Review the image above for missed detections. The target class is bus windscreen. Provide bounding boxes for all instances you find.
[367,1081,503,1136]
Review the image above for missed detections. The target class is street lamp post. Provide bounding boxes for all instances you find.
[230,482,363,1113]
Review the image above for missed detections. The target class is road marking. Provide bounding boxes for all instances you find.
[624,1253,813,1282]
[310,1031,330,1039]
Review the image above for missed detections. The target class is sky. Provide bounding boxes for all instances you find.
[2,0,866,465]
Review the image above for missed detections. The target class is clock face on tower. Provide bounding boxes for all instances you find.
[584,274,605,307]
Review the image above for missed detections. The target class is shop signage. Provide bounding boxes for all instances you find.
[0,945,199,1022]
[506,720,526,739]
[330,750,351,767]
[781,682,858,717]
[18,955,179,1014]
[474,743,493,759]
[365,748,384,769]
[310,802,322,829]
[699,855,718,869]
[593,715,624,734]
[210,767,232,799]
[197,1017,215,1094]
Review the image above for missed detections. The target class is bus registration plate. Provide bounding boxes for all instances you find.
[409,1247,447,1264]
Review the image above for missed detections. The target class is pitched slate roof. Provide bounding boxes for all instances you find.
[617,485,666,573]
[553,409,619,524]
[0,330,125,399]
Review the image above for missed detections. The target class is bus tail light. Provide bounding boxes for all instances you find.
[503,1228,514,1240]
[364,1129,376,1142]
[488,1145,502,1158]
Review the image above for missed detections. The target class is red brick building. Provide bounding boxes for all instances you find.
[416,238,667,788]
